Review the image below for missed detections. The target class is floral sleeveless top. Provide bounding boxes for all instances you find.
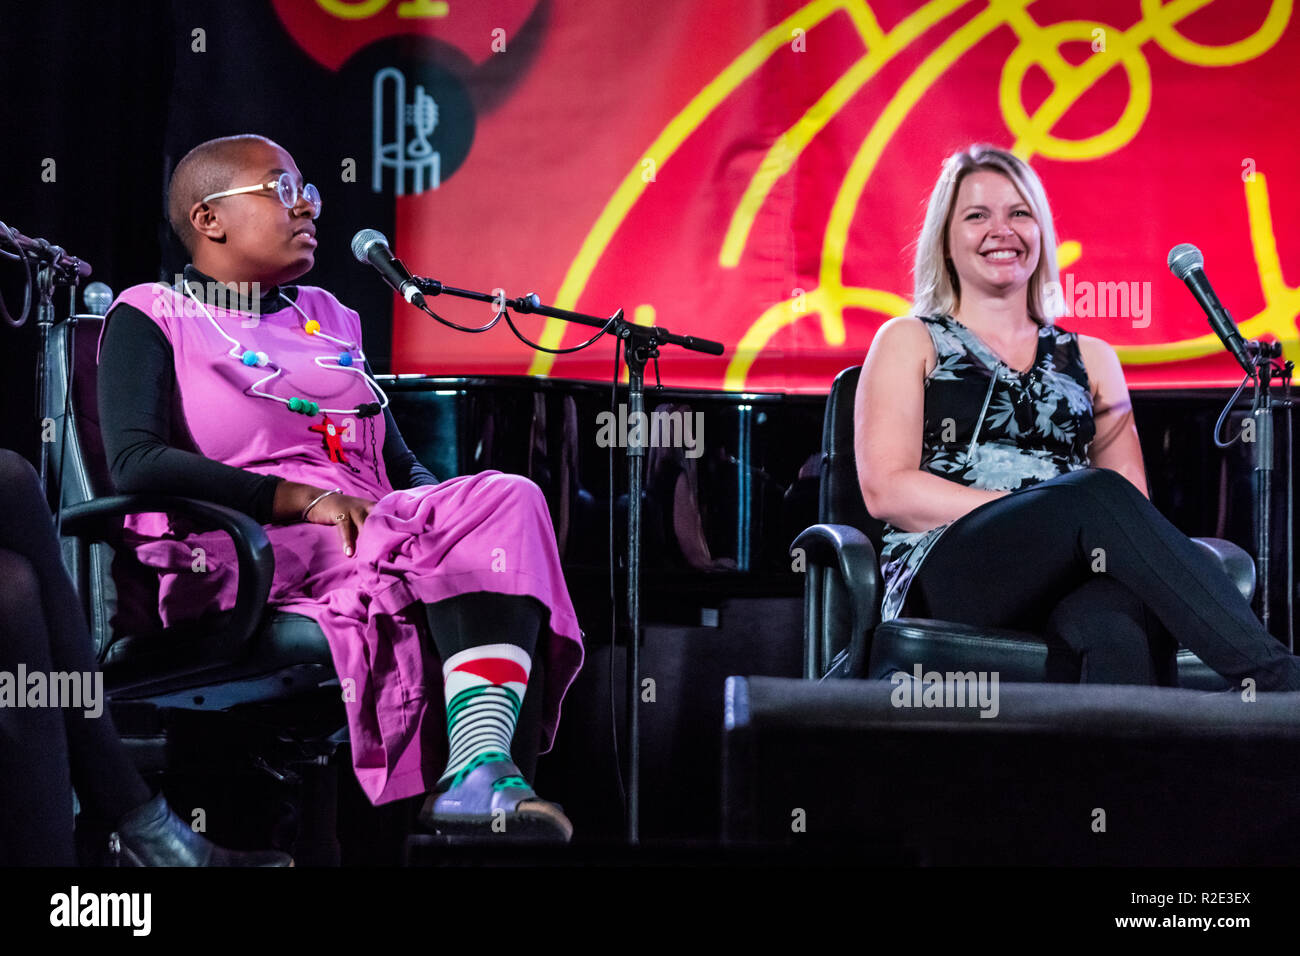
[878,314,1096,621]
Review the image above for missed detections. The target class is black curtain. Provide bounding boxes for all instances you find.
[0,1,172,461]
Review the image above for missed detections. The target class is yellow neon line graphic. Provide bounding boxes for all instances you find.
[526,0,850,374]
[726,1,1013,388]
[1116,174,1300,367]
[719,0,969,268]
[540,0,1294,388]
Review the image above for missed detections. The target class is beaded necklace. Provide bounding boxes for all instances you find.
[182,280,387,483]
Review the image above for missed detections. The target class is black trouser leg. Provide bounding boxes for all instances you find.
[1045,576,1177,685]
[422,592,545,779]
[908,467,1300,690]
[0,450,152,862]
[0,548,75,865]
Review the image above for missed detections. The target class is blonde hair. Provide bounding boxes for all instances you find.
[912,144,1061,325]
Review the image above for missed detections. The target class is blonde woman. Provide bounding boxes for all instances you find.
[853,144,1298,688]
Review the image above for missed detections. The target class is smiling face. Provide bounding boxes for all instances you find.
[946,169,1041,303]
[188,140,318,287]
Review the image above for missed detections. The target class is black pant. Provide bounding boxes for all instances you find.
[905,467,1300,690]
[0,450,151,866]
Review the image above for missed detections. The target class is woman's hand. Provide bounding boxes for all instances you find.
[302,489,377,557]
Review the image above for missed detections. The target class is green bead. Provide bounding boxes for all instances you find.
[289,397,302,412]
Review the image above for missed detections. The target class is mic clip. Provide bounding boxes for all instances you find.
[411,276,443,297]
[1246,341,1282,360]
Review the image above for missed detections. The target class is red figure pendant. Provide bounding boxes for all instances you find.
[308,414,349,464]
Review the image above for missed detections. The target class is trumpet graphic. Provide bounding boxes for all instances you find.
[373,66,441,196]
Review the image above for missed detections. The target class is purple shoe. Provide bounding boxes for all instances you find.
[418,757,573,843]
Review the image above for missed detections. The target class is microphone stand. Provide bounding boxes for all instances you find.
[411,275,724,843]
[33,254,91,518]
[0,227,90,510]
[1246,340,1294,649]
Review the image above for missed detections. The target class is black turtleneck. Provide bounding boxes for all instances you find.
[98,265,438,525]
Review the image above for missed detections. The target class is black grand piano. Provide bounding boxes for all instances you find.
[377,375,1295,842]
[380,375,1292,620]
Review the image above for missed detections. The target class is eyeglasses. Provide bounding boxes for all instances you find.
[202,172,321,219]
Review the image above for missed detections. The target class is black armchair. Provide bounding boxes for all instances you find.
[45,314,347,859]
[794,366,1243,690]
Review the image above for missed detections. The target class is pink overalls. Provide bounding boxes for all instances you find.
[98,282,584,804]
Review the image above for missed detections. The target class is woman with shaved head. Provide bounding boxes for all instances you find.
[97,134,583,843]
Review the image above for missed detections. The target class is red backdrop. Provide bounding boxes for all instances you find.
[273,0,1300,392]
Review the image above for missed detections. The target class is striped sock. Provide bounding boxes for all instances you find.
[436,643,532,792]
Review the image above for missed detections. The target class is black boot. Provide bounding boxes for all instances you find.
[108,793,293,867]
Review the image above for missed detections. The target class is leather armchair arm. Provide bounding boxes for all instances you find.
[792,523,880,678]
[60,494,274,657]
[1190,537,1255,603]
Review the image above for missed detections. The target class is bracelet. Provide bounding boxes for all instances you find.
[302,487,343,521]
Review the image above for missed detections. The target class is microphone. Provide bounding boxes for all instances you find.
[351,229,426,309]
[0,224,92,278]
[83,281,113,316]
[1167,243,1253,375]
